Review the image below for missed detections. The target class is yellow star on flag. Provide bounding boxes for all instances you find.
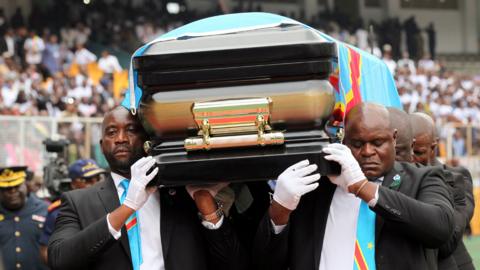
[367,242,374,249]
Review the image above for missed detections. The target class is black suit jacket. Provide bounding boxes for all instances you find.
[254,162,454,270]
[48,175,244,270]
[449,166,475,270]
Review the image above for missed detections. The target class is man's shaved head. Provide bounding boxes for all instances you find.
[344,103,397,179]
[388,107,414,162]
[345,103,392,133]
[410,112,438,165]
[411,112,436,140]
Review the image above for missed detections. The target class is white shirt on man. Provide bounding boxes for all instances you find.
[320,178,381,270]
[98,55,122,74]
[109,172,165,270]
[74,48,97,66]
[319,187,361,270]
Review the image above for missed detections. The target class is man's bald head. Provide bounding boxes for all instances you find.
[388,107,413,162]
[344,103,397,179]
[410,112,436,140]
[410,112,437,165]
[345,103,392,133]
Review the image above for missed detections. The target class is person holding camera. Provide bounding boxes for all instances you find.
[39,158,106,265]
[48,106,244,270]
[0,166,48,270]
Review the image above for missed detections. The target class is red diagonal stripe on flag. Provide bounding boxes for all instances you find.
[354,240,369,270]
[346,47,363,112]
[126,216,137,231]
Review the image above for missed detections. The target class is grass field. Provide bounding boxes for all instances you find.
[465,236,480,268]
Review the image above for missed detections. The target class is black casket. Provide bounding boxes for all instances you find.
[134,24,341,186]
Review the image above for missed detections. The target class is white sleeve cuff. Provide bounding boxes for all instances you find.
[270,219,287,234]
[367,185,380,207]
[107,213,122,240]
[201,215,224,230]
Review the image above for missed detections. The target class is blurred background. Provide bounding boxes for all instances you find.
[0,0,479,266]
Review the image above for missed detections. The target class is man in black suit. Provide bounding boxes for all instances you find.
[48,106,245,270]
[390,108,466,269]
[254,102,454,270]
[411,112,475,270]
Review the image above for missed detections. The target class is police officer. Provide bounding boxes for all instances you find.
[39,159,105,265]
[0,166,48,270]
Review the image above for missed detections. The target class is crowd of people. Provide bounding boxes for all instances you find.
[0,21,121,117]
[385,47,480,157]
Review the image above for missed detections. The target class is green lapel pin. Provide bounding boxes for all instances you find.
[389,174,401,189]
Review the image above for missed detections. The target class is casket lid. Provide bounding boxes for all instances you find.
[134,24,335,70]
[134,25,336,88]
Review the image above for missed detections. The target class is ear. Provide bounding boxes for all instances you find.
[431,137,438,151]
[392,129,398,146]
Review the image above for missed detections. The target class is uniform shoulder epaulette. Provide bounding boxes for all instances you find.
[48,199,61,212]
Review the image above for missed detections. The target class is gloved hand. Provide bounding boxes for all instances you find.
[124,156,159,211]
[322,143,366,190]
[186,182,229,199]
[273,159,320,210]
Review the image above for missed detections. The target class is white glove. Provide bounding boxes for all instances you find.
[322,143,366,190]
[123,156,159,211]
[186,182,229,199]
[273,159,320,210]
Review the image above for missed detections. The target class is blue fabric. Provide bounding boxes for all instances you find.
[38,207,59,245]
[120,179,143,270]
[120,44,149,109]
[354,201,376,270]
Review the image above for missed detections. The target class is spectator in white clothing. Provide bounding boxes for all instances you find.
[98,50,122,74]
[74,43,96,66]
[98,50,122,89]
[24,31,45,65]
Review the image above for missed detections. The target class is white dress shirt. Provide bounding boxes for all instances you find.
[108,173,165,270]
[320,179,382,270]
[319,187,361,270]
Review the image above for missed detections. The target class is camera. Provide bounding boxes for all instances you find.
[43,139,71,199]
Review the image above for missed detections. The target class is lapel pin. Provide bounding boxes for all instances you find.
[390,174,402,189]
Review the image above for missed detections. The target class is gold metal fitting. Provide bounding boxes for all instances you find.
[185,97,284,151]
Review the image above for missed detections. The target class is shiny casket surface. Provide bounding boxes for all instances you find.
[134,24,341,186]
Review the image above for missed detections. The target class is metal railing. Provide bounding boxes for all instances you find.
[0,115,105,173]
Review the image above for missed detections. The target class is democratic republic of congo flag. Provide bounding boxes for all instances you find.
[314,31,401,121]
